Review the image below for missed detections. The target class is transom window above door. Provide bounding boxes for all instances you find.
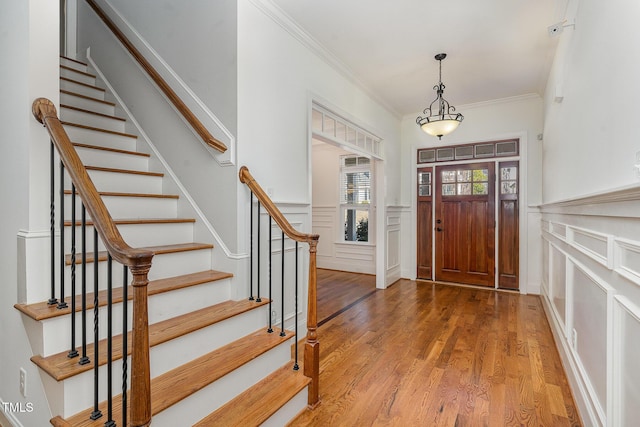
[441,168,489,196]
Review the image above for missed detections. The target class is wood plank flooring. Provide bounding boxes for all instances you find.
[290,270,581,426]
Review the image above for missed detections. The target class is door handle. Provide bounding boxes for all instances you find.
[436,227,443,232]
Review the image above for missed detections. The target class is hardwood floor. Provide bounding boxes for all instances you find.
[290,271,581,426]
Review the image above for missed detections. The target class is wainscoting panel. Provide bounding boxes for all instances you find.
[612,295,640,427]
[385,207,404,285]
[312,206,375,274]
[540,187,640,427]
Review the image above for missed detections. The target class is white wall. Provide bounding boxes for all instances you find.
[237,0,401,204]
[539,1,640,425]
[0,0,60,424]
[542,0,640,203]
[104,0,238,136]
[399,95,544,293]
[311,142,376,274]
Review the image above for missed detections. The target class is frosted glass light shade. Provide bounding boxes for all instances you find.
[420,119,461,138]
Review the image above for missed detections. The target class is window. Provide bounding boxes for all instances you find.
[441,168,489,196]
[340,155,371,242]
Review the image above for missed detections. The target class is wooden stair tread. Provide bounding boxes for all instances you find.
[83,165,163,177]
[60,65,96,79]
[72,142,149,157]
[51,329,292,427]
[64,242,213,265]
[61,90,116,107]
[195,362,309,427]
[61,121,137,139]
[32,298,267,381]
[15,270,232,321]
[60,56,88,66]
[63,189,178,198]
[60,76,105,92]
[64,217,194,227]
[61,104,126,122]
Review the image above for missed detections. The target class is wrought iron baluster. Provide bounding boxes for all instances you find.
[105,254,115,427]
[68,185,78,358]
[280,231,286,337]
[122,265,129,427]
[79,205,89,365]
[58,161,67,309]
[249,192,254,301]
[256,201,261,303]
[267,216,273,333]
[294,241,299,370]
[90,228,102,421]
[49,142,57,306]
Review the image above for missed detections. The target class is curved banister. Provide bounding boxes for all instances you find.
[33,97,153,427]
[239,165,320,407]
[85,0,227,154]
[239,166,319,245]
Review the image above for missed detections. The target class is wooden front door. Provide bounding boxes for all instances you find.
[434,162,495,287]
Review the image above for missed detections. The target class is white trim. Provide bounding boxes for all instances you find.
[614,237,640,287]
[87,52,245,260]
[0,398,27,427]
[97,0,236,166]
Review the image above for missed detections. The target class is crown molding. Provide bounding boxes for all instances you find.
[248,0,401,120]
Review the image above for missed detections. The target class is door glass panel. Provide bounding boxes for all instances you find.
[501,181,517,194]
[442,184,456,196]
[419,185,431,196]
[442,171,456,183]
[418,172,431,185]
[457,170,472,182]
[473,169,489,182]
[473,183,489,195]
[457,183,472,195]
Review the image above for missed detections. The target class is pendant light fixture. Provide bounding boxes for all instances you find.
[416,53,463,139]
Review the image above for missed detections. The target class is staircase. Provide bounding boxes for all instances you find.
[15,56,311,426]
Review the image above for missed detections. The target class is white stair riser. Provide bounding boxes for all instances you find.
[63,125,137,151]
[152,341,293,427]
[39,276,232,357]
[60,57,88,73]
[262,387,308,427]
[75,147,149,171]
[64,169,163,195]
[60,67,96,86]
[60,79,105,100]
[61,107,125,133]
[63,194,178,220]
[60,92,115,116]
[57,307,270,416]
[63,222,194,253]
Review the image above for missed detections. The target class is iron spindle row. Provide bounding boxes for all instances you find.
[247,191,302,370]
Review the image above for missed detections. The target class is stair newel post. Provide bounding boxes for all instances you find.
[129,259,153,427]
[304,238,320,407]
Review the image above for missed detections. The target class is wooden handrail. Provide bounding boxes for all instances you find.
[239,167,319,244]
[239,165,320,407]
[85,0,227,154]
[33,97,153,427]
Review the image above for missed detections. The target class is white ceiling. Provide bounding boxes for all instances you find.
[269,0,570,117]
